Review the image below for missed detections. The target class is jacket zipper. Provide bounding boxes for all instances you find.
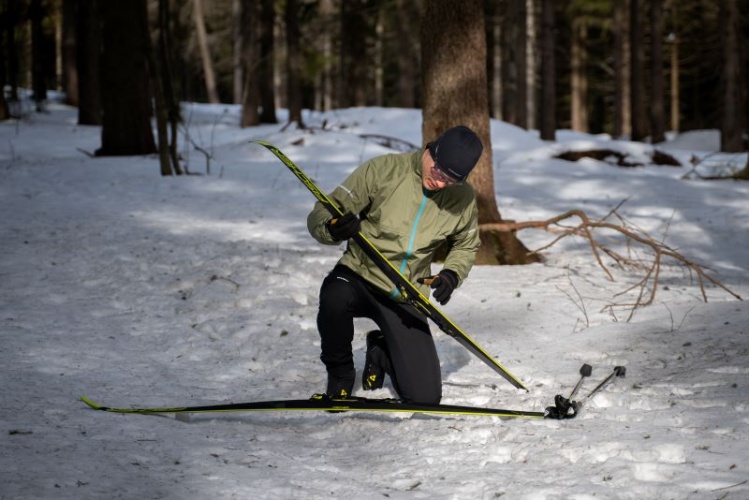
[391,193,429,298]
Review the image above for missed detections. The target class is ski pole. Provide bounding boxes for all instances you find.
[568,363,592,401]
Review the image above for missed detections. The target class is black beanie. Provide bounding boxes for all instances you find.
[427,125,483,182]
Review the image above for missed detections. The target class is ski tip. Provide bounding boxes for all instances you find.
[80,396,103,410]
[251,139,274,149]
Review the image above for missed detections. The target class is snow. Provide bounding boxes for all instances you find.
[2,101,748,500]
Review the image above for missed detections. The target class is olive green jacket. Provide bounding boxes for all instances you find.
[307,151,480,299]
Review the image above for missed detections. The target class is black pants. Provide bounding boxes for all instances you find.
[317,265,442,404]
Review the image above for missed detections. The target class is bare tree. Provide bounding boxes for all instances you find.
[422,0,537,265]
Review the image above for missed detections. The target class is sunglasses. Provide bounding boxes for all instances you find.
[431,165,462,186]
[429,149,463,186]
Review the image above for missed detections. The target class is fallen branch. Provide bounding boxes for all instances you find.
[480,202,742,320]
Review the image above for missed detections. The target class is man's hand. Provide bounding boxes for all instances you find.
[326,212,361,241]
[419,269,459,305]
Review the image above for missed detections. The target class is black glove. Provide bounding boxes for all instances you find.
[327,212,361,241]
[429,269,459,305]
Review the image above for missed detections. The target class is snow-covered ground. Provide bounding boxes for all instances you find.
[1,103,748,499]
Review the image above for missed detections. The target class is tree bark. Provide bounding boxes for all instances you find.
[630,0,647,141]
[285,0,304,128]
[422,0,537,265]
[539,0,556,141]
[193,0,220,104]
[258,0,277,123]
[570,18,588,132]
[340,0,369,107]
[240,0,259,127]
[96,0,156,156]
[649,0,666,143]
[395,0,417,108]
[30,0,47,111]
[317,0,335,111]
[719,0,744,152]
[613,0,630,138]
[232,0,243,104]
[76,0,101,125]
[61,0,78,106]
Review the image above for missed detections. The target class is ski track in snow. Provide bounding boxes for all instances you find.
[1,104,748,499]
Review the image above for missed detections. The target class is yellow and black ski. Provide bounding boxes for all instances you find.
[81,394,546,419]
[254,140,528,391]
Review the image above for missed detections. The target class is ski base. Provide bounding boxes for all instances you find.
[81,394,546,419]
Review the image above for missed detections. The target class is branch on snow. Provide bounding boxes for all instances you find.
[480,201,742,321]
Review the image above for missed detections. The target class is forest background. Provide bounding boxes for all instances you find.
[1,0,748,265]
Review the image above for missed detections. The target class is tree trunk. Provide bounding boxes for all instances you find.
[193,0,220,104]
[258,0,277,123]
[613,0,630,138]
[152,0,182,175]
[317,0,334,111]
[232,0,243,104]
[374,6,384,107]
[285,0,304,128]
[340,0,369,107]
[501,1,517,125]
[30,0,47,111]
[240,0,259,127]
[395,0,417,108]
[630,0,647,141]
[96,0,156,156]
[669,34,680,132]
[526,0,537,131]
[61,0,78,106]
[2,0,22,106]
[422,0,537,265]
[76,0,101,125]
[502,0,527,128]
[486,1,501,119]
[571,18,588,132]
[719,0,744,152]
[649,0,666,143]
[515,0,528,129]
[539,0,556,141]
